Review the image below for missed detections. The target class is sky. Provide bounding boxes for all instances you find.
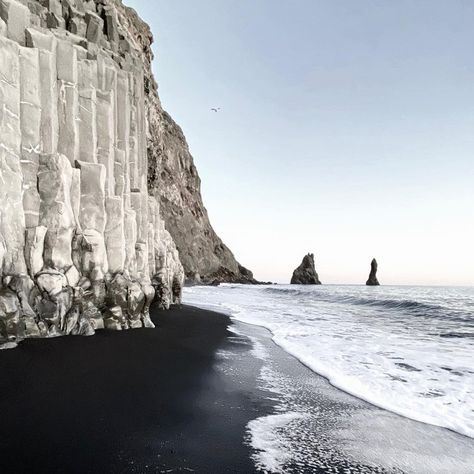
[126,0,474,286]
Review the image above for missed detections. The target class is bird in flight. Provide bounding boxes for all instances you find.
[211,107,221,112]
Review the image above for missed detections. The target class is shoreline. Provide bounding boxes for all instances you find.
[183,284,474,441]
[0,304,472,473]
[233,315,473,441]
[230,318,474,473]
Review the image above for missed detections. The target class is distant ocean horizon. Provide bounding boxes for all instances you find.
[262,282,474,289]
[184,283,474,439]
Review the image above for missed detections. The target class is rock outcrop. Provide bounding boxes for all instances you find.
[0,0,186,348]
[291,254,321,285]
[366,258,380,286]
[147,110,256,285]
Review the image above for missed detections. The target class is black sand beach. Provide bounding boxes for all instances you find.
[1,304,473,474]
[0,305,272,474]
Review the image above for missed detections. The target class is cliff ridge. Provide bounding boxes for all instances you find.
[147,106,256,285]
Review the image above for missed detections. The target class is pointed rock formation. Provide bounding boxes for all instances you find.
[291,254,321,285]
[366,259,380,286]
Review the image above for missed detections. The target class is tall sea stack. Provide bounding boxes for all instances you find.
[366,259,380,286]
[0,0,250,348]
[291,254,321,285]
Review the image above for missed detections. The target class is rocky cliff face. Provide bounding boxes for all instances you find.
[147,109,256,285]
[291,253,322,285]
[0,0,186,348]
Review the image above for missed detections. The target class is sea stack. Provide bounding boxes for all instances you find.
[366,259,380,286]
[291,254,321,285]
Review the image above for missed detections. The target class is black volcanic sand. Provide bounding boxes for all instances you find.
[0,305,273,474]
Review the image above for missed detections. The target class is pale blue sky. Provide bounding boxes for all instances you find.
[127,0,474,285]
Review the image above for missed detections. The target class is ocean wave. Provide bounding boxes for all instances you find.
[265,286,470,322]
[263,287,305,296]
[184,284,474,439]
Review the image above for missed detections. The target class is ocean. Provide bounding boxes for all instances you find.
[183,284,474,440]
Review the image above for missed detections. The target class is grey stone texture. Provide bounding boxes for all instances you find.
[0,0,186,348]
[0,0,30,45]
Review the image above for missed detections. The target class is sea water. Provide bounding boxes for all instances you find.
[183,284,474,439]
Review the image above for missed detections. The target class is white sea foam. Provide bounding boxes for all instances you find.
[246,412,307,473]
[0,342,18,350]
[184,284,474,438]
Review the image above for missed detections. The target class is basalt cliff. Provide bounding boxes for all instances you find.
[149,109,256,285]
[0,0,249,348]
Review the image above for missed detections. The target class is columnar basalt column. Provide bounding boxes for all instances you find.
[0,0,30,45]
[19,45,41,229]
[0,0,185,349]
[115,69,130,204]
[26,28,59,155]
[96,89,115,196]
[38,153,75,272]
[128,72,139,191]
[123,208,137,277]
[0,36,27,279]
[57,39,79,165]
[104,196,125,275]
[77,59,98,164]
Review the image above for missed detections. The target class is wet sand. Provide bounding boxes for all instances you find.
[232,319,474,474]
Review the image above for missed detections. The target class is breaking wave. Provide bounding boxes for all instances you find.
[185,284,474,438]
